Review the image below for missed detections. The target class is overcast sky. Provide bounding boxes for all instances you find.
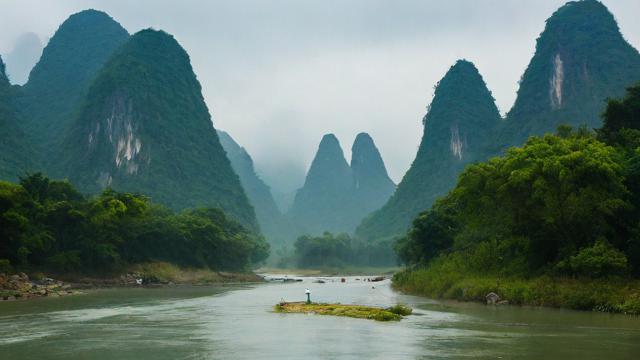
[1,0,639,187]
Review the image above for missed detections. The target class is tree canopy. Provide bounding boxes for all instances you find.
[397,84,640,278]
[0,174,269,273]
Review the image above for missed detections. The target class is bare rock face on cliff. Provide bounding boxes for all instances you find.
[358,1,640,242]
[357,60,500,241]
[500,0,640,147]
[60,29,257,229]
[20,10,129,164]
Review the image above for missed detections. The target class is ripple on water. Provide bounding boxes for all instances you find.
[1,277,640,359]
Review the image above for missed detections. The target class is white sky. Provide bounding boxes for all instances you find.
[1,0,639,186]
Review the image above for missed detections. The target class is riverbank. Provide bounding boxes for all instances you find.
[393,268,640,315]
[0,272,78,301]
[1,262,263,301]
[258,266,398,277]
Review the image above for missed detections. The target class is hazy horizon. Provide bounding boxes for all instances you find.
[1,0,639,188]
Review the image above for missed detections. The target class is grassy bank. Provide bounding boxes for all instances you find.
[51,261,263,286]
[393,267,640,315]
[274,302,412,321]
[126,262,263,284]
[2,261,263,301]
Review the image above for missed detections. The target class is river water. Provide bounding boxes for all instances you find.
[1,275,639,359]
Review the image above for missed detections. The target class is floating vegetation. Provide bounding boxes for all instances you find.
[274,302,412,321]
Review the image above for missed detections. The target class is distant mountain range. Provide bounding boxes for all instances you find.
[289,133,395,236]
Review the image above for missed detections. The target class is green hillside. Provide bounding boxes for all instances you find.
[0,56,36,181]
[356,60,500,241]
[18,9,129,169]
[59,29,257,230]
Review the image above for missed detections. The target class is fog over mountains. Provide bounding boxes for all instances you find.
[2,1,639,184]
[290,132,396,236]
[3,32,42,85]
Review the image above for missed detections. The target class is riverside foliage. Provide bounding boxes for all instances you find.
[0,174,269,273]
[394,84,640,312]
[293,232,395,268]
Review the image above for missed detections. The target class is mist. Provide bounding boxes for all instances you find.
[1,0,639,185]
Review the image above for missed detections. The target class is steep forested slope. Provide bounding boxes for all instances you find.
[19,9,129,170]
[500,0,640,148]
[0,56,36,181]
[218,130,284,240]
[357,60,500,241]
[289,133,395,237]
[351,132,396,219]
[289,134,354,235]
[60,29,257,229]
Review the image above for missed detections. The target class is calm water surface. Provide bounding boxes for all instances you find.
[1,275,639,359]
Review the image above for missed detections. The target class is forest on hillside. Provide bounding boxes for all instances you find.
[394,84,640,313]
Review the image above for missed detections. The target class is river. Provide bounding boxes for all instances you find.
[1,275,639,359]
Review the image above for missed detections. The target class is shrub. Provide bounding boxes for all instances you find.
[0,259,12,274]
[556,239,629,277]
[388,304,413,316]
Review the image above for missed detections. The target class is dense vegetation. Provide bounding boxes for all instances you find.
[18,9,129,164]
[501,0,640,148]
[59,29,257,229]
[350,133,396,224]
[0,56,36,181]
[394,84,640,313]
[0,174,269,274]
[357,0,640,243]
[291,232,395,268]
[217,130,288,243]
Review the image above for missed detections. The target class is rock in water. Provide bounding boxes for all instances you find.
[486,292,500,305]
[60,29,257,229]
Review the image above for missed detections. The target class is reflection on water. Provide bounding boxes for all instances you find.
[0,275,639,359]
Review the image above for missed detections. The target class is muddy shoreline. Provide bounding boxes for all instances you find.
[1,269,264,301]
